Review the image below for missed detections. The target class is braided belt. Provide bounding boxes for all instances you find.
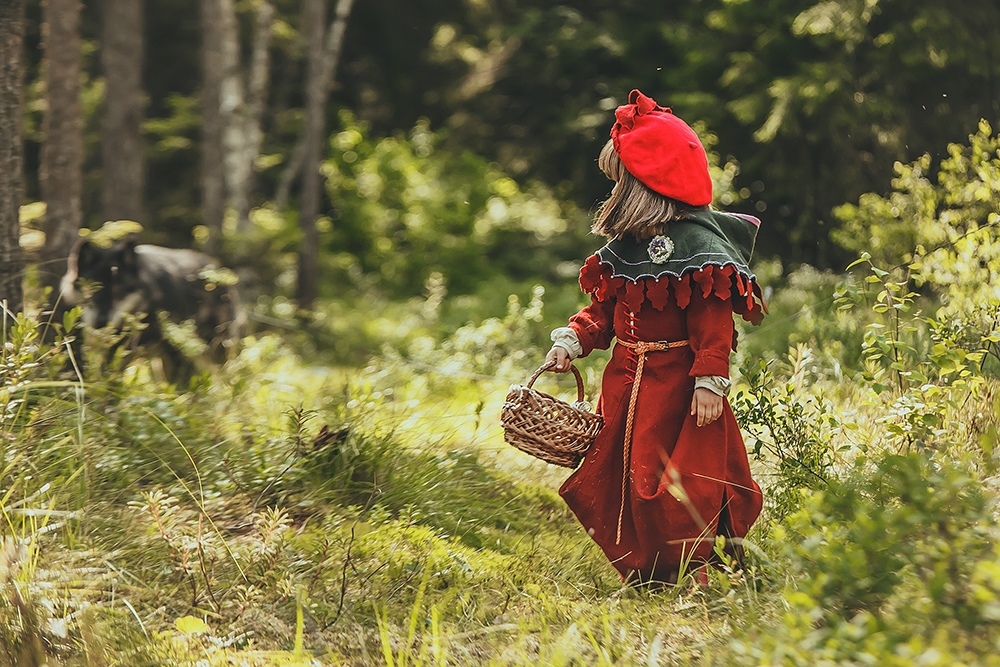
[614,338,690,544]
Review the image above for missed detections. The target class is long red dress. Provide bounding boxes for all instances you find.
[559,212,765,583]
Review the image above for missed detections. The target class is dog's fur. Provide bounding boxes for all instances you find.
[58,237,243,372]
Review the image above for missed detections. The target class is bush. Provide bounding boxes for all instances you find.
[734,449,1000,666]
[320,113,594,298]
[735,262,870,376]
[732,349,837,519]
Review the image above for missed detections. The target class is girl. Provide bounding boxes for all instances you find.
[545,89,766,585]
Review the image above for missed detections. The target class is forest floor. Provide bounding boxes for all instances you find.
[2,325,780,666]
[5,284,1000,665]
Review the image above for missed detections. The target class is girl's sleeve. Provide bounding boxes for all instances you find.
[685,288,735,378]
[567,294,616,357]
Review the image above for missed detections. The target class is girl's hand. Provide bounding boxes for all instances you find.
[545,346,571,373]
[690,387,723,427]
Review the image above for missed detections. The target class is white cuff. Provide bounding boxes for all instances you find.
[550,327,583,360]
[694,375,732,396]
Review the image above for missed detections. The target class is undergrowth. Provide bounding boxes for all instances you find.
[5,260,998,665]
[3,122,1000,666]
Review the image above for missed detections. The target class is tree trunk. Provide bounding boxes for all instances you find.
[220,0,274,233]
[100,0,145,224]
[217,0,242,227]
[239,0,273,230]
[200,0,225,254]
[277,0,354,211]
[294,0,328,309]
[40,0,83,294]
[0,0,25,316]
[296,0,354,309]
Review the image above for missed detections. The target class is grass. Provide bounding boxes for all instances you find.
[3,272,1000,665]
[0,310,776,665]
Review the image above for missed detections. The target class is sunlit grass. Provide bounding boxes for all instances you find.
[4,250,1000,666]
[2,307,771,665]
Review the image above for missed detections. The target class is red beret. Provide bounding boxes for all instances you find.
[610,89,713,207]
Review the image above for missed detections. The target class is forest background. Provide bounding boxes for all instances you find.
[1,0,1000,665]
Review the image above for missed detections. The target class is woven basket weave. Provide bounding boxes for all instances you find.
[500,362,604,468]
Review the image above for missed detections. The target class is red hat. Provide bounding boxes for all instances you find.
[610,89,713,207]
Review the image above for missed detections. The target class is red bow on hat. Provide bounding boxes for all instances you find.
[610,89,713,207]
[613,89,668,132]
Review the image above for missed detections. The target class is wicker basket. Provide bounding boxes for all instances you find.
[500,361,604,468]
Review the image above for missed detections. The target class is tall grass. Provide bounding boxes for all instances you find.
[0,292,779,665]
[4,212,1000,664]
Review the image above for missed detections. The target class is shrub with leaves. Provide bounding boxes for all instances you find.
[833,120,1000,284]
[320,113,593,298]
[732,345,837,519]
[734,450,1000,666]
[828,121,1000,454]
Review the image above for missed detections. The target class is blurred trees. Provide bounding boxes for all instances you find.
[99,0,144,223]
[0,0,24,313]
[10,0,1000,299]
[704,0,1000,265]
[388,0,999,265]
[38,0,83,293]
[296,0,354,309]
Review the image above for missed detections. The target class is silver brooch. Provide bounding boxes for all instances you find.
[647,235,674,264]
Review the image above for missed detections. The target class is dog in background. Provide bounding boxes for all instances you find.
[58,236,244,376]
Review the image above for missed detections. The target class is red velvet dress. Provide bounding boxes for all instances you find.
[559,251,765,583]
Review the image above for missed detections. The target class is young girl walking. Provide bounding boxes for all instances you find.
[545,89,766,585]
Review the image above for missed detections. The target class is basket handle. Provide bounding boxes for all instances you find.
[526,361,586,403]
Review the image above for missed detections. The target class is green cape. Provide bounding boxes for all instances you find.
[595,209,760,281]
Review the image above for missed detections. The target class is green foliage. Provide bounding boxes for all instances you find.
[833,154,940,266]
[834,120,1000,282]
[404,0,1000,265]
[382,284,552,390]
[734,451,1000,666]
[831,123,1000,449]
[733,347,836,518]
[735,261,870,373]
[713,124,1000,666]
[320,113,592,297]
[846,258,993,450]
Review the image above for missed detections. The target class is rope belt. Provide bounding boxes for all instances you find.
[614,338,690,544]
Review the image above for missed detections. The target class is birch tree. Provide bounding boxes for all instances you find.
[219,0,274,233]
[296,0,354,309]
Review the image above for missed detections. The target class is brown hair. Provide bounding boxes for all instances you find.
[591,139,704,240]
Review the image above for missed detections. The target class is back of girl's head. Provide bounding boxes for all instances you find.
[592,140,695,240]
[592,89,713,240]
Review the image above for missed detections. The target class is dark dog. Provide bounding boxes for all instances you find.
[58,237,244,374]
